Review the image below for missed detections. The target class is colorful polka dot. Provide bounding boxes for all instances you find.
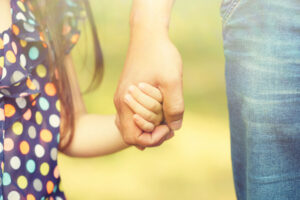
[7,191,20,200]
[45,83,57,96]
[50,147,58,160]
[56,100,61,112]
[10,156,21,170]
[11,71,25,83]
[53,165,60,179]
[4,138,14,151]
[3,33,9,45]
[20,39,27,47]
[23,108,32,120]
[34,144,45,158]
[40,162,49,176]
[4,104,16,118]
[12,42,18,54]
[26,159,36,173]
[39,97,50,111]
[17,1,26,12]
[71,34,80,44]
[20,54,26,68]
[28,46,39,60]
[28,126,36,139]
[40,129,53,143]
[12,25,20,36]
[20,140,30,154]
[0,38,3,49]
[26,194,35,200]
[49,114,60,128]
[17,175,28,189]
[6,51,16,63]
[36,64,47,77]
[16,97,27,108]
[33,178,42,192]
[26,77,37,90]
[3,172,11,186]
[35,111,43,125]
[0,0,83,198]
[0,56,4,67]
[12,121,23,135]
[46,180,54,194]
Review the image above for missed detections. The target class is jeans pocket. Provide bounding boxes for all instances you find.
[220,0,241,26]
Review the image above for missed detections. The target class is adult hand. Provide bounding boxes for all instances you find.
[114,26,184,149]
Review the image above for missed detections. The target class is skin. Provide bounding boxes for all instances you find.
[0,0,12,33]
[0,0,183,157]
[60,55,167,157]
[114,0,184,150]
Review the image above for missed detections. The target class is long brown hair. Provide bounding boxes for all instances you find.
[30,0,104,151]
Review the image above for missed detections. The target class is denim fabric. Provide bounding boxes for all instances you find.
[220,0,300,199]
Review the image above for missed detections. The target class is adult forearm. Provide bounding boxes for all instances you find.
[130,0,175,34]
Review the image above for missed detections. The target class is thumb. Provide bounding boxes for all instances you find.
[160,80,184,131]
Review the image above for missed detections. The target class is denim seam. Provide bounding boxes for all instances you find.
[248,173,300,184]
[222,0,241,26]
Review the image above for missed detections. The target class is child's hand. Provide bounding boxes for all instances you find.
[124,82,164,132]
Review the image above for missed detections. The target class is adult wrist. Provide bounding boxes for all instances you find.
[129,19,170,43]
[129,10,171,40]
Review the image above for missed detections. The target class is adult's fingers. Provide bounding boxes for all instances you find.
[115,114,121,130]
[160,79,184,131]
[136,124,171,147]
[165,131,174,141]
[114,97,141,145]
[115,114,145,150]
[135,145,146,151]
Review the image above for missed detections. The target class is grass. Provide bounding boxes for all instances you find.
[57,0,236,199]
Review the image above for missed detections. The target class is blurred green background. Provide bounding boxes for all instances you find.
[58,0,235,199]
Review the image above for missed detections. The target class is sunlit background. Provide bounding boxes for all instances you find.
[58,0,236,199]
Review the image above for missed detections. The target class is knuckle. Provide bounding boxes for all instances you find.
[144,123,154,132]
[154,115,163,126]
[163,76,180,86]
[150,102,160,112]
[166,104,185,117]
[123,135,136,145]
[143,112,153,121]
[114,118,120,129]
[113,96,120,107]
[148,114,157,123]
[155,103,162,113]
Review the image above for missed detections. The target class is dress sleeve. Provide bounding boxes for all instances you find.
[62,0,87,54]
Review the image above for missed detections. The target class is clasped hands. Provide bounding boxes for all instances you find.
[113,33,184,150]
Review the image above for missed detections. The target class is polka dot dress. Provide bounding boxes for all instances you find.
[0,0,84,199]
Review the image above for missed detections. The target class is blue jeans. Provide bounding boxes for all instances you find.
[220,0,300,199]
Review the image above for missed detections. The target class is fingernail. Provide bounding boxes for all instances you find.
[138,82,146,89]
[170,120,182,130]
[124,94,131,102]
[128,85,135,92]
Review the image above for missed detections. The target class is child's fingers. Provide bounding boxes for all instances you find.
[138,82,163,103]
[129,85,162,114]
[124,93,161,125]
[133,114,155,132]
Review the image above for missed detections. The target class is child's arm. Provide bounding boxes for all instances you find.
[59,55,130,157]
[59,82,165,158]
[59,114,131,158]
